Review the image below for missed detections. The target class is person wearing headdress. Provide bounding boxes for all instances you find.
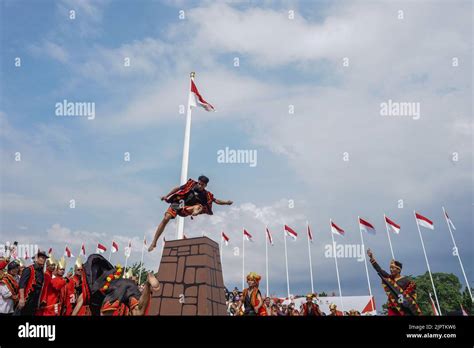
[261,297,272,316]
[17,250,47,315]
[239,272,265,316]
[0,261,20,315]
[37,255,67,316]
[367,249,422,316]
[301,293,323,316]
[72,254,160,316]
[328,303,343,316]
[62,257,84,316]
[148,175,233,252]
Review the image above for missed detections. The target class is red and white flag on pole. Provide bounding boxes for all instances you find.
[444,209,456,231]
[189,79,215,112]
[359,218,376,235]
[96,243,107,254]
[243,229,253,242]
[307,225,313,243]
[111,241,119,253]
[415,212,434,230]
[64,246,74,258]
[222,232,230,246]
[461,304,469,316]
[330,221,345,236]
[80,244,86,257]
[385,216,401,234]
[266,228,274,245]
[429,293,440,316]
[284,225,298,240]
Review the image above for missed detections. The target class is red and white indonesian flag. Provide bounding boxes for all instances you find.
[284,225,298,240]
[385,216,400,234]
[222,232,230,246]
[415,212,434,230]
[307,225,313,242]
[189,79,215,112]
[124,240,132,258]
[80,244,86,256]
[359,218,376,235]
[243,229,253,242]
[266,228,274,245]
[330,220,345,236]
[96,243,107,254]
[111,241,119,253]
[444,209,456,231]
[64,246,74,258]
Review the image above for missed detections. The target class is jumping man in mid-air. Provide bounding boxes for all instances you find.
[148,175,233,252]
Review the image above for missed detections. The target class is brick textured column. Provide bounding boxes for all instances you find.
[148,236,227,315]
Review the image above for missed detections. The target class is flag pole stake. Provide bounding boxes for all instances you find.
[242,228,245,290]
[265,226,269,297]
[330,219,345,314]
[307,221,314,294]
[384,214,395,260]
[283,226,291,299]
[442,207,473,301]
[414,210,442,315]
[176,72,195,240]
[358,216,376,314]
[138,234,146,285]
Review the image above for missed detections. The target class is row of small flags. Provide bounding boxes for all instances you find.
[220,210,455,245]
[41,240,133,260]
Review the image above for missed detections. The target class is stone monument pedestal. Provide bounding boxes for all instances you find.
[148,236,227,315]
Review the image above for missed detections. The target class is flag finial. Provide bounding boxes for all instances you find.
[190,71,195,78]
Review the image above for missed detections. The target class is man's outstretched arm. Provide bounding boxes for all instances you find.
[214,199,233,205]
[161,186,181,201]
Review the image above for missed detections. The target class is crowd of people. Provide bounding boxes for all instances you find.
[0,250,159,316]
[225,274,362,316]
[0,246,425,316]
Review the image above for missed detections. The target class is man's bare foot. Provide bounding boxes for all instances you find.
[147,272,160,292]
[148,243,156,252]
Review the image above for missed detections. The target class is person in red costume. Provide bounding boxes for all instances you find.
[301,293,323,316]
[38,255,67,316]
[239,272,266,316]
[62,257,83,316]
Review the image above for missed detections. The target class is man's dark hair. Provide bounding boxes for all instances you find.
[198,175,209,184]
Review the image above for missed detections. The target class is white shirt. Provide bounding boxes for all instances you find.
[0,283,14,314]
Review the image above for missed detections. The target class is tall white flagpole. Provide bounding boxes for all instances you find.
[283,226,291,299]
[265,226,269,297]
[176,72,195,240]
[242,229,245,290]
[414,210,442,315]
[358,216,375,314]
[442,207,473,301]
[330,219,344,314]
[138,235,146,285]
[306,221,314,294]
[384,214,395,260]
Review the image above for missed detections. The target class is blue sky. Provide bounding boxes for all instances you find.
[1,0,472,311]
